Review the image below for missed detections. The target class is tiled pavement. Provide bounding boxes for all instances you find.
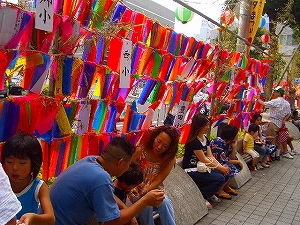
[196,140,300,225]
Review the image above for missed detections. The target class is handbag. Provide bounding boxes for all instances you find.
[197,157,220,173]
[197,161,211,173]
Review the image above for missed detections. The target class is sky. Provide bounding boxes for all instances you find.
[150,0,226,39]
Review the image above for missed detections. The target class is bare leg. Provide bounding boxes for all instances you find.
[6,216,16,225]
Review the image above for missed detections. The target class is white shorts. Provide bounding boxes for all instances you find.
[245,150,260,158]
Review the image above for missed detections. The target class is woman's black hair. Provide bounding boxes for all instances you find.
[251,113,262,123]
[219,125,239,142]
[186,114,210,144]
[1,132,43,178]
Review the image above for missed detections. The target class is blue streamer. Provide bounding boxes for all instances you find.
[62,57,74,95]
[96,35,105,64]
[168,31,178,54]
[55,141,66,177]
[137,80,156,105]
[1,102,20,142]
[106,104,117,132]
[131,44,141,74]
[111,2,126,23]
[82,33,92,61]
[92,101,103,131]
[179,36,189,55]
[77,62,96,98]
[165,58,176,81]
[181,85,189,101]
[130,112,141,131]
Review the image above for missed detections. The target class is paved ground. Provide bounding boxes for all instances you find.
[196,140,300,225]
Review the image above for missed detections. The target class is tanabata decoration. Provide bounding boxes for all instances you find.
[220,9,234,26]
[0,51,16,90]
[175,6,194,24]
[0,7,32,49]
[260,34,270,44]
[259,17,266,28]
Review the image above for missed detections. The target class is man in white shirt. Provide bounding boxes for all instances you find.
[0,163,22,225]
[257,86,293,159]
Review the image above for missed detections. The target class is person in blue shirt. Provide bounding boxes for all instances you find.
[1,132,55,225]
[50,136,164,225]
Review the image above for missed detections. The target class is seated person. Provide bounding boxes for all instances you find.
[50,137,165,225]
[114,162,143,203]
[251,113,271,168]
[210,124,243,199]
[291,110,300,131]
[182,114,229,209]
[243,124,260,171]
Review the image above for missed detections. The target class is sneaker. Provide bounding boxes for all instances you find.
[256,163,264,170]
[283,153,294,159]
[207,195,221,203]
[291,150,300,155]
[260,162,270,168]
[288,150,295,156]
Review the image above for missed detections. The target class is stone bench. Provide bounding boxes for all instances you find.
[230,138,252,189]
[164,164,208,225]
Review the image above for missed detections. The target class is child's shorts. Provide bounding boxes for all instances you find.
[245,149,260,158]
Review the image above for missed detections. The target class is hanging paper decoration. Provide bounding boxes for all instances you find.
[0,8,33,49]
[131,12,146,43]
[0,51,16,90]
[260,34,270,44]
[259,17,266,28]
[77,62,96,98]
[220,9,234,26]
[76,101,92,134]
[59,20,84,54]
[175,6,194,24]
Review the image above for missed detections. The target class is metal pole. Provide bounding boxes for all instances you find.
[277,45,300,85]
[173,0,269,56]
[236,0,251,54]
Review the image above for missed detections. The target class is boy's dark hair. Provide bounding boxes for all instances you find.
[102,137,135,163]
[118,162,143,186]
[219,125,239,142]
[292,110,298,117]
[1,133,42,178]
[248,124,259,133]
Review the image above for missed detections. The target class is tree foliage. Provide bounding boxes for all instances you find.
[224,0,300,98]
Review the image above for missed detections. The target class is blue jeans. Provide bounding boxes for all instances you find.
[254,144,268,161]
[138,194,175,225]
[187,170,226,199]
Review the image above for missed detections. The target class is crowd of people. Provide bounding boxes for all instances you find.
[1,86,299,224]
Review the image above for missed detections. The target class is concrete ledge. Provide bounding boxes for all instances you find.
[286,121,300,140]
[230,152,252,189]
[164,164,208,225]
[230,138,252,189]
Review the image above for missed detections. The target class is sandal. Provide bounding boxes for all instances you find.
[216,192,232,200]
[224,188,237,196]
[205,200,213,210]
